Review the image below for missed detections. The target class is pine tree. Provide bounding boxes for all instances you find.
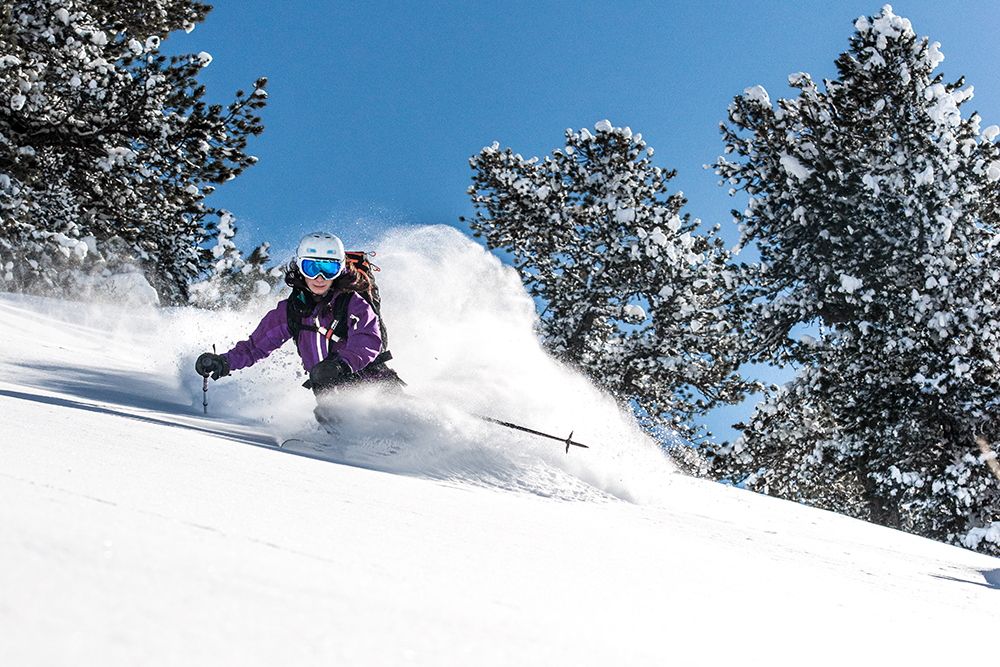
[0,0,266,304]
[712,6,1000,553]
[187,210,283,310]
[465,121,757,443]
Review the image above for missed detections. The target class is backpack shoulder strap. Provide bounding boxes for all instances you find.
[330,291,353,340]
[286,288,316,337]
[331,291,393,364]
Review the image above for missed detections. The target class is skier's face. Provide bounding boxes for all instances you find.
[305,274,333,295]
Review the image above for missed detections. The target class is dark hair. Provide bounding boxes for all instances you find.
[283,261,363,304]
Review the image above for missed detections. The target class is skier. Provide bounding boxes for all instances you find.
[195,231,401,395]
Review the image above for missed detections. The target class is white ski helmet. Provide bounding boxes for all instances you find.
[295,231,346,279]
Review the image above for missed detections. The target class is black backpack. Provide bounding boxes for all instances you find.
[287,250,392,366]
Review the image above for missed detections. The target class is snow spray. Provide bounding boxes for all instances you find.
[183,225,681,504]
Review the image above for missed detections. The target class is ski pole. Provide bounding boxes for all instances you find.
[472,414,590,453]
[202,344,215,415]
[394,393,590,453]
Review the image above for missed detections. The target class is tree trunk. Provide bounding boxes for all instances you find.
[857,465,901,528]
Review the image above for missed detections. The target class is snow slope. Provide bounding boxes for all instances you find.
[1,226,997,666]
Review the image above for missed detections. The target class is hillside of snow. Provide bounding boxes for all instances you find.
[1,225,997,666]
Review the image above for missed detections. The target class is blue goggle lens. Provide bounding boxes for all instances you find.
[299,258,342,279]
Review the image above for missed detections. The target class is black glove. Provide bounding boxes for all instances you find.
[309,356,352,393]
[196,352,230,380]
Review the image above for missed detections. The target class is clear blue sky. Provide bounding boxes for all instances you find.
[165,0,1000,441]
[167,1,1000,253]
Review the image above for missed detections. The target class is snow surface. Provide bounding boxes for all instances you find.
[1,225,998,666]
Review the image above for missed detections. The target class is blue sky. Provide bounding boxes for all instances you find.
[167,1,1000,254]
[165,0,1000,440]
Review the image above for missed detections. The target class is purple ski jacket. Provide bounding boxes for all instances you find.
[223,291,382,374]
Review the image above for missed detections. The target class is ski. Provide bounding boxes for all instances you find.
[279,436,399,457]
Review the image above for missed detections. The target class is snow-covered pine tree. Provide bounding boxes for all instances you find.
[712,6,1000,554]
[187,210,283,310]
[465,121,757,443]
[0,0,266,304]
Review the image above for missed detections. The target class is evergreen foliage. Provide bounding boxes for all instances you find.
[0,0,266,305]
[465,121,758,442]
[187,210,283,310]
[711,6,1000,554]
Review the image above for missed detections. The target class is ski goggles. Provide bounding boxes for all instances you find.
[297,257,343,280]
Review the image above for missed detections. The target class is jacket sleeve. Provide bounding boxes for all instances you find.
[336,293,382,373]
[222,300,293,372]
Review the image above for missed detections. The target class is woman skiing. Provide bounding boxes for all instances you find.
[195,231,401,394]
